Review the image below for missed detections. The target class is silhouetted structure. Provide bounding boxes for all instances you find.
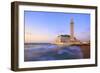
[55,18,81,45]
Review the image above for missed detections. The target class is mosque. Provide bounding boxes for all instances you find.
[55,18,81,45]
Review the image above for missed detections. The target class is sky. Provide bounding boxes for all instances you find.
[24,11,90,43]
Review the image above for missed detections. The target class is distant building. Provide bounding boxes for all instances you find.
[55,35,70,43]
[55,18,81,45]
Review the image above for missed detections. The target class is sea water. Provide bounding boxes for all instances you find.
[24,43,83,61]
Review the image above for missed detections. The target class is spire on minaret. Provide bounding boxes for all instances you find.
[70,17,74,41]
[70,17,74,24]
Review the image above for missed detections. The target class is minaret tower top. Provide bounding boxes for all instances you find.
[70,17,74,41]
[70,17,74,24]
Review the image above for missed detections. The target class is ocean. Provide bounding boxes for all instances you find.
[24,43,83,61]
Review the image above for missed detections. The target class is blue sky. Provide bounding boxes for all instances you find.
[24,11,90,43]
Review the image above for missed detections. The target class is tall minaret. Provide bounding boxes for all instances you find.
[70,18,74,41]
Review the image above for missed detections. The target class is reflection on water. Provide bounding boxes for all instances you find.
[24,43,83,61]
